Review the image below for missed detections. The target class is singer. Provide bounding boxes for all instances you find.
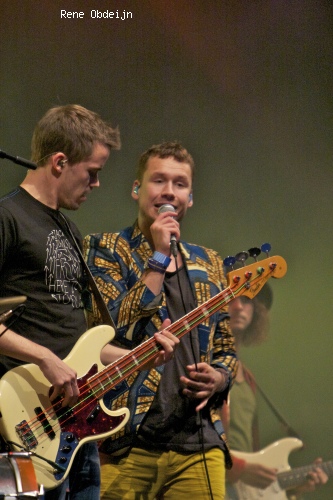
[84,141,238,499]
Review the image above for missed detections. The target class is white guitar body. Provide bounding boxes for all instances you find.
[0,325,130,490]
[0,256,288,491]
[227,438,304,500]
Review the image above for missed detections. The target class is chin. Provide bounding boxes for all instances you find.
[63,201,80,211]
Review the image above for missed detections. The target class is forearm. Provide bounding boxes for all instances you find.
[140,267,165,296]
[100,343,130,365]
[226,457,247,483]
[0,326,54,367]
[0,325,86,406]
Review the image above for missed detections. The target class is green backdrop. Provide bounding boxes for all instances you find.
[1,1,332,497]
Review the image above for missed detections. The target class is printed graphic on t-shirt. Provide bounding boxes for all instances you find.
[45,229,82,308]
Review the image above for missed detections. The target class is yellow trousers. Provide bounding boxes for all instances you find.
[100,446,225,500]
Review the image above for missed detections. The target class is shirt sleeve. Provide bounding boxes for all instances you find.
[83,232,163,346]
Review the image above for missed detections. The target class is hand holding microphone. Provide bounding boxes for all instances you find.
[157,204,178,257]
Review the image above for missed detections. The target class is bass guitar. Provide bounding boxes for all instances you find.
[227,438,333,499]
[0,255,286,490]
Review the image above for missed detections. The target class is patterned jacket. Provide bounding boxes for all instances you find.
[83,222,238,459]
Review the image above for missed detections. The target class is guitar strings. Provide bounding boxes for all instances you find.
[17,284,237,441]
[16,264,276,453]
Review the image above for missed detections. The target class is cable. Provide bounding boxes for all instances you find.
[0,304,26,337]
[173,253,215,500]
[6,440,66,473]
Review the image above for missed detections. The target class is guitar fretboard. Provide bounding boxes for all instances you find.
[87,256,285,401]
[88,283,235,399]
[278,460,333,490]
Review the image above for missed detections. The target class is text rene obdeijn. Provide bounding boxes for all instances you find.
[60,10,133,20]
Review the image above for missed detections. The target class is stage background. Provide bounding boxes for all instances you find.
[1,1,332,497]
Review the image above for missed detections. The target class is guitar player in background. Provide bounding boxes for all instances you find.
[222,284,328,499]
[0,107,179,499]
[83,141,238,499]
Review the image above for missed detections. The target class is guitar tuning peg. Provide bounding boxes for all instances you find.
[261,242,271,257]
[223,255,236,269]
[248,247,261,261]
[234,251,249,266]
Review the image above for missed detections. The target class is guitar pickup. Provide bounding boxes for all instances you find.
[15,420,38,450]
[35,406,56,440]
[52,397,75,425]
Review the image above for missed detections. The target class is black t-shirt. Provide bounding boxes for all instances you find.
[0,187,87,375]
[136,265,224,453]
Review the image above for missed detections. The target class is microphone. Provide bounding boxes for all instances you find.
[0,149,37,170]
[158,204,178,257]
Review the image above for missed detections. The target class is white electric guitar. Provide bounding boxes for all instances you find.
[0,255,287,490]
[227,438,333,500]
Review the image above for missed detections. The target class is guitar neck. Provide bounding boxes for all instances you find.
[88,255,286,400]
[89,283,233,398]
[278,460,333,490]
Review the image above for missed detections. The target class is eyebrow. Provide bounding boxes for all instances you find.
[150,171,190,181]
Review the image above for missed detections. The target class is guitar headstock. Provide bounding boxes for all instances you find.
[224,244,287,300]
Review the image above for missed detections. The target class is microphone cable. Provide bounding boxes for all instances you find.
[173,250,215,500]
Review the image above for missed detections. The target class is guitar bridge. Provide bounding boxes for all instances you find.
[15,420,38,450]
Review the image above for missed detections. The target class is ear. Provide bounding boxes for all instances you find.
[131,181,140,200]
[51,153,67,175]
[188,192,193,207]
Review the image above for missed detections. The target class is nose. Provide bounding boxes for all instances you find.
[90,173,100,188]
[230,298,243,311]
[161,181,175,199]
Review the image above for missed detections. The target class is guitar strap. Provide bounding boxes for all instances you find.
[58,212,117,331]
[254,379,304,443]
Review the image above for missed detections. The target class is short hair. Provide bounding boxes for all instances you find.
[136,141,194,182]
[31,104,121,165]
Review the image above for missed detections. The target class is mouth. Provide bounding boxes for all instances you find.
[231,315,247,324]
[79,193,88,203]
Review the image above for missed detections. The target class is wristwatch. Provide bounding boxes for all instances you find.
[147,251,171,274]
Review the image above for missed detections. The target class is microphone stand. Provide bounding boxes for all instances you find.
[0,148,37,169]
